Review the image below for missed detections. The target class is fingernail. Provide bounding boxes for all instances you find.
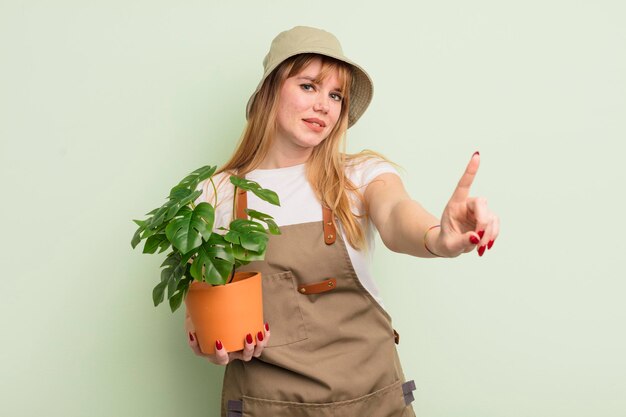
[246,333,253,344]
[188,332,194,342]
[478,245,486,257]
[488,240,494,250]
[215,340,223,350]
[473,151,480,156]
[470,235,480,245]
[265,322,270,332]
[478,230,485,239]
[257,331,264,342]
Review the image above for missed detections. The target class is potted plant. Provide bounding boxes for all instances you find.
[131,165,280,354]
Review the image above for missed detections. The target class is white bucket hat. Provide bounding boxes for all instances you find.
[246,26,374,128]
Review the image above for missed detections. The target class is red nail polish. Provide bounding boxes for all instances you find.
[478,230,485,239]
[488,240,494,249]
[246,333,253,344]
[470,235,480,245]
[257,331,264,342]
[215,340,223,350]
[265,322,270,332]
[188,332,194,342]
[478,245,486,257]
[473,151,480,156]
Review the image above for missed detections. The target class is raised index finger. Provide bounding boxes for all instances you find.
[450,152,480,202]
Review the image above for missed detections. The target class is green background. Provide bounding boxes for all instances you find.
[2,1,625,416]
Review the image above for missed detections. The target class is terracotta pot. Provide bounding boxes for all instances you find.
[185,271,264,355]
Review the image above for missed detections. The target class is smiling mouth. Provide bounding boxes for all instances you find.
[302,118,326,127]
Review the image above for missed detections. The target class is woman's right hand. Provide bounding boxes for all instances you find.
[187,323,271,366]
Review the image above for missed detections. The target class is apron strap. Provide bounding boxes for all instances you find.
[322,206,336,245]
[234,186,248,220]
[233,187,337,245]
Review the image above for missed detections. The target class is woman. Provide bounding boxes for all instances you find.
[186,26,499,417]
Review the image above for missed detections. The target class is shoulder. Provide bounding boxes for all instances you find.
[344,151,401,188]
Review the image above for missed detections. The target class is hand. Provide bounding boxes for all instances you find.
[187,323,271,366]
[433,152,500,257]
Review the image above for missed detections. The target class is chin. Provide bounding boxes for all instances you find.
[297,137,326,149]
[299,131,329,147]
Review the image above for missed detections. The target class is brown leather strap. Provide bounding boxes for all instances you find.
[298,278,337,295]
[322,206,336,245]
[234,187,248,220]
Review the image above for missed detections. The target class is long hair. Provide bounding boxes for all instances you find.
[218,54,385,250]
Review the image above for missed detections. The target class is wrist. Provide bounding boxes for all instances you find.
[423,224,445,258]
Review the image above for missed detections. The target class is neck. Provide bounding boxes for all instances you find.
[258,143,313,169]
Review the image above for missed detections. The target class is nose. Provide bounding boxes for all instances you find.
[313,97,329,114]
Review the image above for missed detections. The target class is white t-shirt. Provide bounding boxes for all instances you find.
[195,158,399,308]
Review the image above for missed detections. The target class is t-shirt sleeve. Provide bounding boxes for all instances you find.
[349,157,401,189]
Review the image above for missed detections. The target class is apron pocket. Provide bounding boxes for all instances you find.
[262,270,308,347]
[240,380,413,417]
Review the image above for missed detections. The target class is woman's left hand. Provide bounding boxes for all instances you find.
[431,152,500,257]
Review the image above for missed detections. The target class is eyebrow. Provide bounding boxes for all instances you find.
[297,76,343,93]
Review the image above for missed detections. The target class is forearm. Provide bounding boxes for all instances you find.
[379,199,441,257]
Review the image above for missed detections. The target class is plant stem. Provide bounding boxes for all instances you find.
[210,177,218,207]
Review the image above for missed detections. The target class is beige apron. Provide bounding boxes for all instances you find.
[221,189,416,417]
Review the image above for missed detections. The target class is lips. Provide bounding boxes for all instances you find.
[302,118,326,128]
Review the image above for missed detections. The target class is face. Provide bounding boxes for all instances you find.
[274,57,344,152]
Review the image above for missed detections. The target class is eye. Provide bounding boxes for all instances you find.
[300,83,314,91]
[330,93,343,102]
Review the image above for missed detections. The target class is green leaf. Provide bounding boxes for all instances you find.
[232,244,265,263]
[161,255,184,281]
[150,205,169,226]
[226,219,268,252]
[160,251,177,267]
[131,227,143,249]
[163,198,187,223]
[190,234,234,285]
[178,166,217,190]
[179,250,195,266]
[167,270,179,299]
[140,222,167,241]
[180,190,202,206]
[246,209,281,235]
[157,238,171,253]
[152,280,168,307]
[230,218,265,232]
[165,203,215,254]
[157,251,185,305]
[143,234,168,254]
[169,186,192,200]
[177,275,192,291]
[167,188,202,213]
[145,195,195,233]
[169,290,185,312]
[133,219,148,228]
[229,176,280,206]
